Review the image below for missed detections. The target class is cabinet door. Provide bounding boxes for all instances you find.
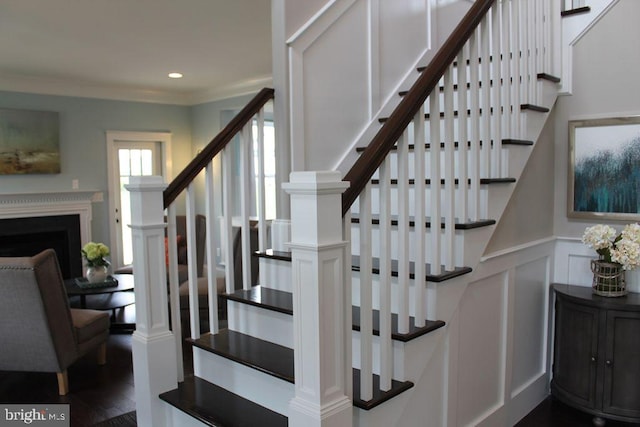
[602,309,640,418]
[553,297,599,409]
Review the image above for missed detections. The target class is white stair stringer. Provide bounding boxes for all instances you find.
[192,346,294,416]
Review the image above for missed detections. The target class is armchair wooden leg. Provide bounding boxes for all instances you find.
[97,342,107,365]
[57,370,69,396]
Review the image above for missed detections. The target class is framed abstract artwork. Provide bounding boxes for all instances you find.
[0,108,60,174]
[568,116,640,220]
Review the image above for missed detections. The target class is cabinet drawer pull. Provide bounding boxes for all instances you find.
[591,356,596,363]
[606,360,613,367]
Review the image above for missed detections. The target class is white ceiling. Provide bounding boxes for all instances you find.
[0,0,273,105]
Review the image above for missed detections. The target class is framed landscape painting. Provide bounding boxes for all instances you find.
[568,116,640,220]
[0,108,60,174]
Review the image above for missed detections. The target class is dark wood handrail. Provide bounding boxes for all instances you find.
[163,87,275,208]
[341,0,495,216]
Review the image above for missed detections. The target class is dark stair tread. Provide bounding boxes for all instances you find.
[370,177,516,185]
[221,286,293,315]
[351,255,472,283]
[352,306,445,342]
[159,375,288,427]
[380,108,493,123]
[189,329,415,410]
[189,329,295,383]
[537,73,561,83]
[352,369,414,410]
[350,213,496,230]
[355,138,532,153]
[379,101,548,123]
[502,138,534,146]
[520,104,549,113]
[221,286,445,342]
[561,6,591,17]
[254,250,473,282]
[416,54,513,71]
[254,249,292,261]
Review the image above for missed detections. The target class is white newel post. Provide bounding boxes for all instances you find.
[126,176,178,427]
[283,171,353,427]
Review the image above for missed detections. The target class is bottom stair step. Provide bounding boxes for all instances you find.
[189,329,414,411]
[160,375,288,427]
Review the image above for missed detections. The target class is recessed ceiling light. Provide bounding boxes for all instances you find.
[168,72,183,79]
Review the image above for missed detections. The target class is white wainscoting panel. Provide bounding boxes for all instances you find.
[511,257,550,396]
[449,238,554,427]
[456,271,508,427]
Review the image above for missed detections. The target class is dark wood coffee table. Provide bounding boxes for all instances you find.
[65,273,135,332]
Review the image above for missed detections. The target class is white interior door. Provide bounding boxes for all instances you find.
[106,131,171,270]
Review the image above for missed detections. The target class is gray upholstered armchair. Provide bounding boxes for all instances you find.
[0,249,110,395]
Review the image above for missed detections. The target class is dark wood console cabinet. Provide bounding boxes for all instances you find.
[551,284,640,425]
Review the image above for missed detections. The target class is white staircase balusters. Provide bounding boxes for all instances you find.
[443,65,456,271]
[480,15,492,179]
[222,144,235,293]
[378,156,393,389]
[412,110,426,328]
[429,92,442,275]
[358,184,374,401]
[205,163,220,334]
[397,131,410,333]
[166,205,184,381]
[456,48,469,223]
[185,184,201,339]
[490,4,503,178]
[469,28,482,222]
[239,124,253,291]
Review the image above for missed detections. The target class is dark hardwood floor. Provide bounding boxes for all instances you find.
[0,307,138,427]
[1,308,636,427]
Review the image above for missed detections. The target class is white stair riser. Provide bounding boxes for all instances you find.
[352,186,485,219]
[193,347,294,416]
[351,225,467,267]
[165,404,209,427]
[227,301,293,349]
[258,257,292,292]
[352,328,443,381]
[370,146,503,181]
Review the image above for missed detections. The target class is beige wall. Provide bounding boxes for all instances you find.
[553,0,640,237]
[485,114,556,254]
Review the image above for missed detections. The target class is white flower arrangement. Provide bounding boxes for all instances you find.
[582,223,640,271]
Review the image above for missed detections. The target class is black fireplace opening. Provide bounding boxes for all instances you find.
[0,215,82,279]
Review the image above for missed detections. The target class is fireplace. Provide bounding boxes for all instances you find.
[0,215,82,279]
[0,191,98,280]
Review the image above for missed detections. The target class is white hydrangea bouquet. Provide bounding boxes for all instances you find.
[582,223,640,296]
[582,223,640,271]
[81,242,111,267]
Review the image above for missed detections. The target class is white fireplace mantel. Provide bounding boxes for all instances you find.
[0,191,101,245]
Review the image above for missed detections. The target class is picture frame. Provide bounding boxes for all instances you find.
[0,108,60,175]
[568,116,640,220]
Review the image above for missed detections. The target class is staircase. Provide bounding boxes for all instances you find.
[127,0,565,425]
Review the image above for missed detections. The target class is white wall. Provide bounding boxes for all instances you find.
[282,0,472,172]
